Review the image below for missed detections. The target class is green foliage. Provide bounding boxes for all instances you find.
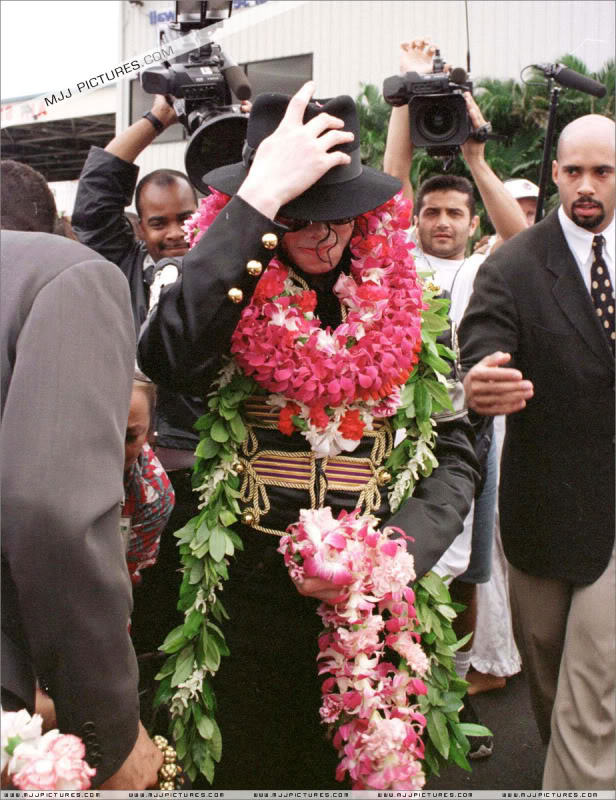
[386,286,454,509]
[355,83,392,169]
[414,574,491,776]
[153,368,257,783]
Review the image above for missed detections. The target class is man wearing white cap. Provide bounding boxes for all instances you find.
[477,178,540,256]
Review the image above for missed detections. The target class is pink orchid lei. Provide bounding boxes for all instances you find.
[184,189,424,458]
[1,708,95,791]
[278,507,428,790]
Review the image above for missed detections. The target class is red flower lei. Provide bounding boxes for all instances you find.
[185,190,424,431]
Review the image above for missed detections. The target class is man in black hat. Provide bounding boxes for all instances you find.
[138,82,480,788]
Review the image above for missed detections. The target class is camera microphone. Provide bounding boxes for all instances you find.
[534,63,606,98]
[221,66,252,101]
[450,67,468,86]
[220,50,252,101]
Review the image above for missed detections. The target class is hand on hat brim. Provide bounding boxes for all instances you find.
[237,81,354,221]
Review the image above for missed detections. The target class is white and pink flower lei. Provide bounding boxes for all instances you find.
[278,507,428,790]
[184,190,424,458]
[1,708,95,791]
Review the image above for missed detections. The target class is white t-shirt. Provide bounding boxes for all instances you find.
[411,239,486,324]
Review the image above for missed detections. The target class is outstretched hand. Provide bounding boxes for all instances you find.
[399,38,450,76]
[464,352,534,415]
[237,81,354,221]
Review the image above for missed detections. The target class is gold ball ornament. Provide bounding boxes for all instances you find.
[228,287,243,303]
[241,510,255,526]
[160,763,178,780]
[262,232,278,250]
[234,462,245,474]
[377,469,392,486]
[246,259,263,276]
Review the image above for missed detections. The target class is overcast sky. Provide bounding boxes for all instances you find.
[1,0,121,100]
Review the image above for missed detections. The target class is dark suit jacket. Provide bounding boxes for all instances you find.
[1,231,140,785]
[459,210,615,585]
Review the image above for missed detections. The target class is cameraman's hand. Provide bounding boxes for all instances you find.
[237,81,354,220]
[460,92,488,165]
[399,38,451,76]
[152,95,178,130]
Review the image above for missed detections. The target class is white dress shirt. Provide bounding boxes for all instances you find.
[558,205,615,292]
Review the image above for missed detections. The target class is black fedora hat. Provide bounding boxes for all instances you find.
[202,93,401,221]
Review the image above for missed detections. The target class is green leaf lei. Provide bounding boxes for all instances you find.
[151,282,486,784]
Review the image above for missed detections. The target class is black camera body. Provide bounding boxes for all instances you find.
[383,53,474,157]
[141,1,251,193]
[142,47,232,109]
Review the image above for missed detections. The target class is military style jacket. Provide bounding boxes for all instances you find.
[138,195,479,578]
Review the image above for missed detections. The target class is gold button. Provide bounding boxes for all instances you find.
[246,259,263,277]
[262,232,278,250]
[228,287,243,303]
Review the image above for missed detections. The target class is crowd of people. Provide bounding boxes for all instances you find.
[1,33,614,793]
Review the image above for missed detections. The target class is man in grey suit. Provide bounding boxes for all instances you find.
[1,216,162,786]
[459,115,615,789]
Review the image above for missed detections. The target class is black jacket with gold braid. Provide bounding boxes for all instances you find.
[138,195,479,578]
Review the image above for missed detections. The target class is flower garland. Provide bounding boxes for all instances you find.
[1,708,95,791]
[153,192,484,786]
[278,507,428,789]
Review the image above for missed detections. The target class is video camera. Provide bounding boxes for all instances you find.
[141,1,252,193]
[383,50,477,157]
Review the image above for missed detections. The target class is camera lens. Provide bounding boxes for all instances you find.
[417,100,459,142]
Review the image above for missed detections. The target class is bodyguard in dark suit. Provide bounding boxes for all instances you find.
[1,229,161,788]
[459,115,615,790]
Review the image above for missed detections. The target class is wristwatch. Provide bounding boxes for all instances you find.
[142,111,164,134]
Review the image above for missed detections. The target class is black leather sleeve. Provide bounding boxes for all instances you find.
[72,146,143,274]
[138,195,288,394]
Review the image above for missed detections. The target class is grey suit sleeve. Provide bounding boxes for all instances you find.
[0,259,139,785]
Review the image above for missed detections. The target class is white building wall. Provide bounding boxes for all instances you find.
[121,0,615,191]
